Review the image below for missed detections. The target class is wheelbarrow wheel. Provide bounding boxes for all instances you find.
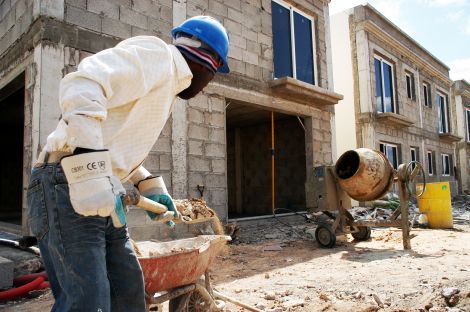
[351,226,371,241]
[169,288,212,312]
[315,223,336,248]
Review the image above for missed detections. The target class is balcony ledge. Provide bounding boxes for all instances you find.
[439,133,462,143]
[376,112,414,128]
[268,77,343,106]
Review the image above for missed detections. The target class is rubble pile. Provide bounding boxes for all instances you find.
[452,195,470,222]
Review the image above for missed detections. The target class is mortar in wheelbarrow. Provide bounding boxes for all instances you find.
[136,235,230,294]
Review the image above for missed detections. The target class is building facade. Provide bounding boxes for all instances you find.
[331,4,461,196]
[0,0,342,238]
[453,80,470,194]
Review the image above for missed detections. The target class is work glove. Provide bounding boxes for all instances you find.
[137,176,180,227]
[60,150,127,227]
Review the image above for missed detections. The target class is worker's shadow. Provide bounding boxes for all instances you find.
[339,245,441,263]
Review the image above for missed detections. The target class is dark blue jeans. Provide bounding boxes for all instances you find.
[27,164,146,312]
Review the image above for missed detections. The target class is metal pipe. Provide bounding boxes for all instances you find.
[271,111,275,215]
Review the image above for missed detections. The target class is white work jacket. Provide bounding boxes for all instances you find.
[43,36,193,181]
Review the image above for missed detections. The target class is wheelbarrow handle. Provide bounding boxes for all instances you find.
[121,190,168,214]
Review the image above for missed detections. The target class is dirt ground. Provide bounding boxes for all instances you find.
[210,223,470,312]
[1,222,469,312]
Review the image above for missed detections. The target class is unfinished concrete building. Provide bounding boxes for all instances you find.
[331,4,462,196]
[453,80,470,194]
[0,0,342,237]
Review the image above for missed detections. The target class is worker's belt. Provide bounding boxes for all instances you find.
[34,150,73,168]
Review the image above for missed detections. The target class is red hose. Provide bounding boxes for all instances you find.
[37,281,50,290]
[13,271,48,286]
[0,276,45,300]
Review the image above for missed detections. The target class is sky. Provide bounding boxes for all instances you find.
[329,0,470,82]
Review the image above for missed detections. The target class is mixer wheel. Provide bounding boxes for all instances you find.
[315,224,336,248]
[351,226,371,241]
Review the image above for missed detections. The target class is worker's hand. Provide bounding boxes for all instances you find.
[61,150,126,227]
[136,176,180,227]
[145,194,180,223]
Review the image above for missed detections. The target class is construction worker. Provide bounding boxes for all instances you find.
[26,16,229,311]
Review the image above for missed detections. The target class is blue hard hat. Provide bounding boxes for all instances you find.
[172,16,230,73]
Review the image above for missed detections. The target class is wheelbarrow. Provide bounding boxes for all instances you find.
[136,235,230,311]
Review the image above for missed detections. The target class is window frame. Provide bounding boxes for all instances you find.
[427,151,434,176]
[441,153,451,176]
[379,142,399,170]
[423,82,431,107]
[375,55,396,113]
[437,91,450,134]
[466,108,470,142]
[410,147,418,170]
[405,72,415,100]
[271,0,317,85]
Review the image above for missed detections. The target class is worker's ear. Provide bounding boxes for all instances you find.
[178,60,215,100]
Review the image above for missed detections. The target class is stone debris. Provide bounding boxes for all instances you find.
[174,198,216,220]
[264,291,277,300]
[441,287,460,299]
[372,293,384,307]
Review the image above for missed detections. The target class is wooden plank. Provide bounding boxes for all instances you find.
[235,128,243,214]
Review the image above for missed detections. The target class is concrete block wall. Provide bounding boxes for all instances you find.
[186,92,227,219]
[64,0,172,42]
[0,0,34,56]
[187,0,330,88]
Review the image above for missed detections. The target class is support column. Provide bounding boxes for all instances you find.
[171,0,188,198]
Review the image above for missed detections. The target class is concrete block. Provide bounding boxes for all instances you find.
[0,0,11,20]
[229,58,245,74]
[205,112,225,127]
[211,159,225,173]
[65,5,101,33]
[227,8,243,23]
[154,137,171,153]
[209,128,225,143]
[188,140,203,156]
[0,256,14,290]
[40,0,64,20]
[209,0,227,17]
[132,0,159,17]
[128,225,160,241]
[224,0,241,10]
[159,5,172,21]
[187,2,204,17]
[246,39,260,54]
[242,50,258,66]
[210,188,227,205]
[227,46,243,61]
[159,154,172,170]
[126,207,148,227]
[0,7,15,39]
[14,0,27,19]
[120,6,148,29]
[143,153,160,172]
[65,0,86,9]
[148,17,171,39]
[88,0,119,19]
[224,18,241,35]
[205,143,225,157]
[188,93,209,110]
[131,25,152,36]
[191,0,208,9]
[188,172,204,190]
[188,107,204,124]
[242,26,257,42]
[102,17,132,38]
[209,97,225,113]
[188,124,209,140]
[205,174,226,188]
[188,156,210,172]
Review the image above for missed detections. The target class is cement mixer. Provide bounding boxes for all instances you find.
[309,148,424,249]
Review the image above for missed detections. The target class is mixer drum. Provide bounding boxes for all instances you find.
[335,148,394,202]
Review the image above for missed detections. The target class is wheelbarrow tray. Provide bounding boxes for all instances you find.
[137,235,230,294]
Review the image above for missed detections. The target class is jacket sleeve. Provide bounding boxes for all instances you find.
[59,36,176,151]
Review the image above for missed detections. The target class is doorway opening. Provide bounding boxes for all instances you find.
[0,73,25,226]
[226,101,306,219]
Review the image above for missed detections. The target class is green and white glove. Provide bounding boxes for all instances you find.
[137,176,180,227]
[60,150,126,227]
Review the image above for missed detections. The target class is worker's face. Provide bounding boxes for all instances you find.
[178,60,215,100]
